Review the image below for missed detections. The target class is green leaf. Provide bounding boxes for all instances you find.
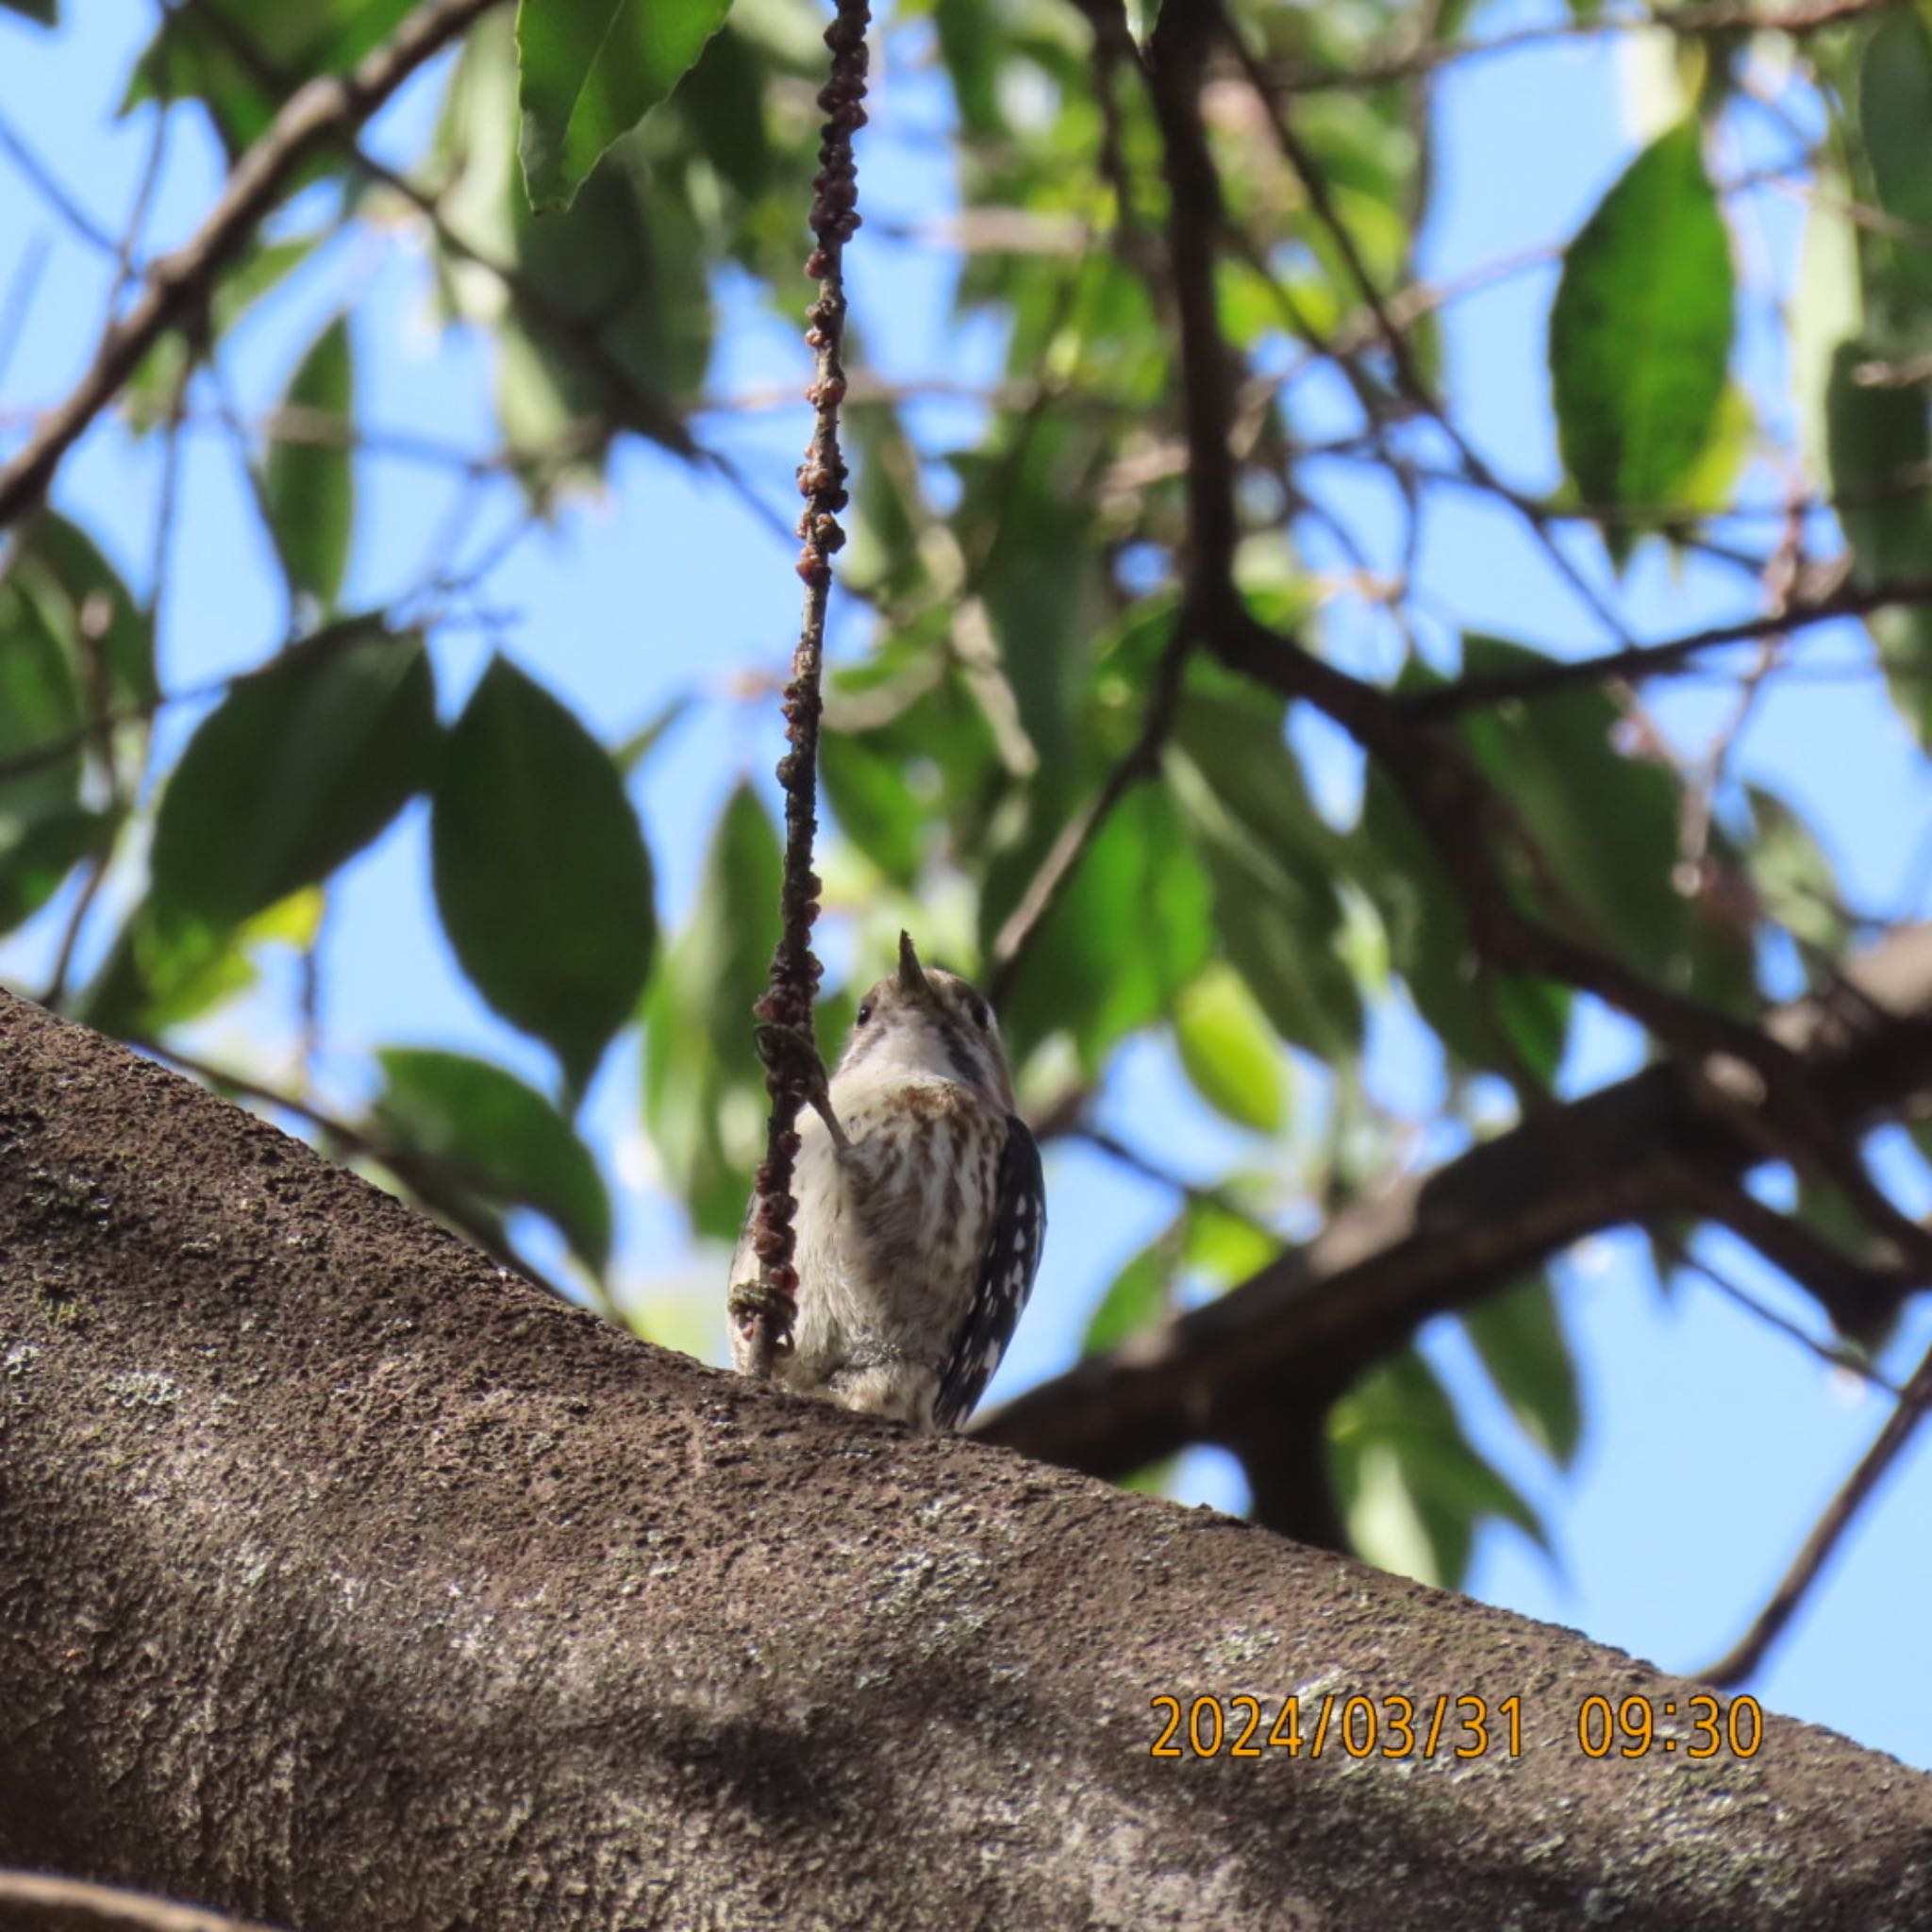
[266,315,356,609]
[80,890,323,1039]
[822,724,924,887]
[433,657,657,1094]
[0,573,86,823]
[1745,785,1846,952]
[128,235,322,426]
[1,0,58,25]
[1456,635,1689,981]
[125,0,414,159]
[987,779,1212,1072]
[1173,963,1286,1133]
[1358,760,1567,1080]
[515,0,733,211]
[1165,682,1361,1062]
[373,1048,612,1273]
[1549,122,1734,550]
[1328,1348,1549,1590]
[1862,11,1932,286]
[0,807,117,938]
[1083,1227,1177,1354]
[151,625,436,930]
[642,782,781,1239]
[1825,339,1932,588]
[611,692,692,774]
[12,512,155,714]
[1462,1275,1582,1469]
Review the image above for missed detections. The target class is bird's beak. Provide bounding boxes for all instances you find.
[897,930,934,1002]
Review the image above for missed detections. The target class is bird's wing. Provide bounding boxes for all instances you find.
[934,1113,1046,1430]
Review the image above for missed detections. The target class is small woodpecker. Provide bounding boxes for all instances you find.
[729,932,1046,1433]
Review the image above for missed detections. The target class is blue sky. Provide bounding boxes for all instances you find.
[3,0,1928,1773]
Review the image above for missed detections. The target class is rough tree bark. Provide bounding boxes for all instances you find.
[2,988,1928,1932]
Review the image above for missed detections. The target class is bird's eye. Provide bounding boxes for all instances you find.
[856,1000,874,1027]
[964,992,990,1029]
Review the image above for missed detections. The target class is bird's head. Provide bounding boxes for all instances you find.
[835,931,1015,1110]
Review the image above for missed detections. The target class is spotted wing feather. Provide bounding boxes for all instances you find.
[934,1114,1045,1430]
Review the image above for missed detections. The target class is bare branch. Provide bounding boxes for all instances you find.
[1702,1336,1932,1685]
[1407,574,1932,717]
[980,924,1932,1477]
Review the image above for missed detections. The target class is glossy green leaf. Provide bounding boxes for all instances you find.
[266,315,356,608]
[1549,122,1734,548]
[433,657,656,1094]
[1174,963,1286,1133]
[1462,1275,1582,1469]
[642,782,781,1239]
[374,1048,612,1272]
[152,625,435,930]
[516,0,733,211]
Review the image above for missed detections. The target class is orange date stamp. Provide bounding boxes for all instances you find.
[1149,1692,1763,1761]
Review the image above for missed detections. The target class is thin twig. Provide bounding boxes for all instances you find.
[0,0,507,529]
[1700,1337,1932,1685]
[1407,575,1932,717]
[733,0,874,1379]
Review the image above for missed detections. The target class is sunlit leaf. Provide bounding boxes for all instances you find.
[151,624,435,930]
[516,0,733,211]
[265,315,356,610]
[432,657,656,1095]
[80,889,323,1038]
[1174,962,1286,1133]
[374,1048,612,1272]
[1550,122,1734,554]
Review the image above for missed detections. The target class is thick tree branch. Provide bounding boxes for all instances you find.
[3,989,1931,1929]
[0,0,507,530]
[979,924,1932,1476]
